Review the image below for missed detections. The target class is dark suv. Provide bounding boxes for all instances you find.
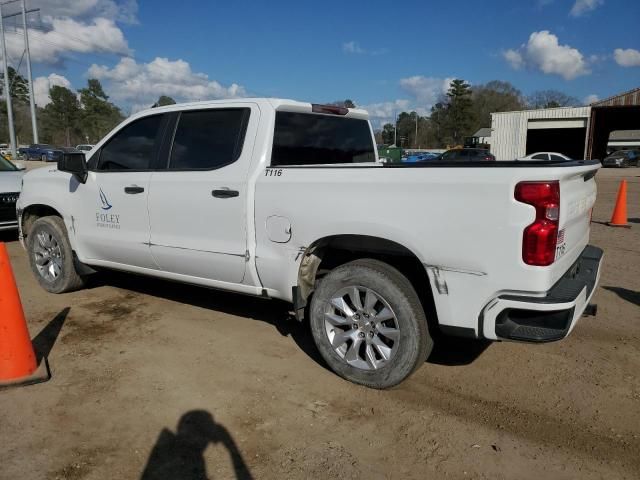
[437,148,496,162]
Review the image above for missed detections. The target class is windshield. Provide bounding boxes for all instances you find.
[0,154,18,171]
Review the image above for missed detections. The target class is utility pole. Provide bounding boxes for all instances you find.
[0,2,17,158]
[21,0,37,143]
[415,114,418,149]
[393,111,397,146]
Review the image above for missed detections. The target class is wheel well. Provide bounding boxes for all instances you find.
[297,235,438,329]
[21,205,62,237]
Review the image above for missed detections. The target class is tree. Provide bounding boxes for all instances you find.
[41,85,81,146]
[0,67,29,104]
[470,80,525,133]
[380,123,395,145]
[430,101,449,147]
[446,79,474,145]
[528,90,579,109]
[330,99,356,108]
[78,79,123,143]
[152,95,176,108]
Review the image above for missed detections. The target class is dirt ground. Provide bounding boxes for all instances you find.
[1,166,639,480]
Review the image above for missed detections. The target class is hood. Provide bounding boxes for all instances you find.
[0,170,24,193]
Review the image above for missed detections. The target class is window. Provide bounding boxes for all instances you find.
[550,154,568,161]
[532,154,549,160]
[168,109,249,170]
[98,115,164,171]
[271,112,375,166]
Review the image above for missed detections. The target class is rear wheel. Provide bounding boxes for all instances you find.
[309,259,432,389]
[27,216,86,293]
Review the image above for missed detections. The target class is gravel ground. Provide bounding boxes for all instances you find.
[0,166,638,480]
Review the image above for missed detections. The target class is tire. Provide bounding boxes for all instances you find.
[26,216,86,293]
[309,259,433,389]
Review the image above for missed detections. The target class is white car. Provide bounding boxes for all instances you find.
[17,98,603,388]
[75,144,95,152]
[0,154,23,231]
[519,152,572,161]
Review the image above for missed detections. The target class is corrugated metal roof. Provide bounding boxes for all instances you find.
[609,130,640,141]
[492,106,590,118]
[591,87,640,107]
[473,127,491,137]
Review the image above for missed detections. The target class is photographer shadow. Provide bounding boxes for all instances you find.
[141,410,253,480]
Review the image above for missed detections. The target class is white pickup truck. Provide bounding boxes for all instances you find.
[17,98,603,388]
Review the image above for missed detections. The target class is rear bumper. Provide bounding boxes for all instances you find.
[481,245,603,342]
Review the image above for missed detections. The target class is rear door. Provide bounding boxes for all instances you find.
[147,105,257,284]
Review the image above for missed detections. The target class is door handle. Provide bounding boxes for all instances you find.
[124,186,145,194]
[212,189,239,198]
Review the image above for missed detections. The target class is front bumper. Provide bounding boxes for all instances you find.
[482,245,603,342]
[0,220,18,231]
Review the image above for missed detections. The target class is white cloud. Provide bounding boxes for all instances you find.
[360,76,455,128]
[584,94,599,104]
[399,76,453,106]
[614,48,640,67]
[570,0,603,17]
[343,41,365,54]
[5,0,139,24]
[3,17,130,65]
[360,99,411,127]
[87,57,247,109]
[342,41,388,56]
[33,73,72,107]
[503,31,590,80]
[503,49,525,70]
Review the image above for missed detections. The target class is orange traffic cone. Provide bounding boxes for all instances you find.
[0,243,50,389]
[608,180,631,228]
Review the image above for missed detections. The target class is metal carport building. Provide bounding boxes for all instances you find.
[490,87,640,161]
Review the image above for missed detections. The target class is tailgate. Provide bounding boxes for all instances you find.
[556,166,598,269]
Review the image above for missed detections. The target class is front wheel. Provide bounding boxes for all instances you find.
[309,259,432,389]
[26,216,86,293]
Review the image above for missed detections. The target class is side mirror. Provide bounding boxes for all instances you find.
[58,152,88,184]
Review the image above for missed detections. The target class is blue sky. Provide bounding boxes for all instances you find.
[3,0,639,124]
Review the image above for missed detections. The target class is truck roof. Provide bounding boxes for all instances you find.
[133,98,370,120]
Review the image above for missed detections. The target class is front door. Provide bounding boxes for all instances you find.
[148,106,257,284]
[73,113,166,269]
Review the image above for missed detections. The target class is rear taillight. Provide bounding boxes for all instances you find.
[515,181,560,266]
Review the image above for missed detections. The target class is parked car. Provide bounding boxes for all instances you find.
[403,152,440,163]
[25,144,55,161]
[17,98,602,388]
[0,154,23,231]
[44,146,80,163]
[75,144,95,152]
[437,148,495,162]
[519,152,572,162]
[602,150,639,168]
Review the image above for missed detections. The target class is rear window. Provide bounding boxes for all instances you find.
[271,112,375,166]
